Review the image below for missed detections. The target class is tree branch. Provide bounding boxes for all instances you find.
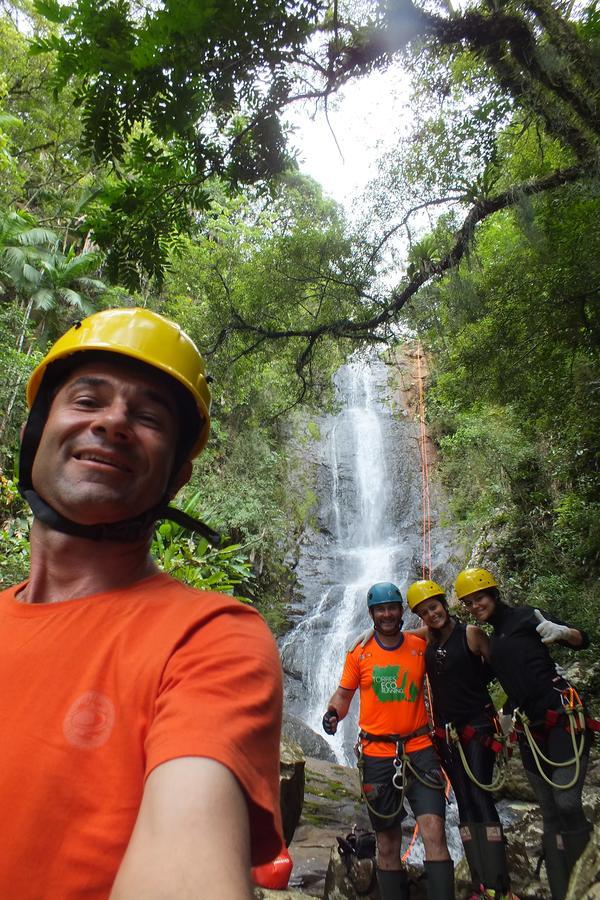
[226,165,586,366]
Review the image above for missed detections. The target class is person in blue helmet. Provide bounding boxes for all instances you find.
[322,582,454,900]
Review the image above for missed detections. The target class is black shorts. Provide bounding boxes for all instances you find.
[361,746,446,832]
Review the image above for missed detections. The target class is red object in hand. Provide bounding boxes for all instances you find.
[251,847,293,889]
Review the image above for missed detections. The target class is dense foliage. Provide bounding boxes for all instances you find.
[0,3,356,625]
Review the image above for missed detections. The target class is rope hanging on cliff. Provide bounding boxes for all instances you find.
[416,345,432,579]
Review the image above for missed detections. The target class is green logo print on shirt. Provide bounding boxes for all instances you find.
[372,665,419,703]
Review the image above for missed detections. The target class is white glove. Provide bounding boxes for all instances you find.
[346,627,374,652]
[534,609,571,644]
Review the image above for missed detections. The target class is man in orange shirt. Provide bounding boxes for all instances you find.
[323,582,454,900]
[0,309,283,899]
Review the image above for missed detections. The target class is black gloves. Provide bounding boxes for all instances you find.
[322,707,339,735]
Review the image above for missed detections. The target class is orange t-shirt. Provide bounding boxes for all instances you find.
[0,573,283,899]
[340,632,431,757]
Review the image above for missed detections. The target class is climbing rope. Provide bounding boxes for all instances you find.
[356,733,445,822]
[445,722,510,792]
[513,692,587,790]
[415,345,432,579]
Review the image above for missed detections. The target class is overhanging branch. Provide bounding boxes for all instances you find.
[226,165,586,369]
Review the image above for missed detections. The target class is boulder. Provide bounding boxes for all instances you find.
[323,845,378,899]
[280,735,306,845]
[283,713,337,763]
[322,846,431,900]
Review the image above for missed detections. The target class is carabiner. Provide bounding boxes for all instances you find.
[392,756,404,789]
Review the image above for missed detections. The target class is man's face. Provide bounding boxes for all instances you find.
[31,359,189,526]
[369,601,403,635]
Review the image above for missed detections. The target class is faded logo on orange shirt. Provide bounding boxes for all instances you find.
[63,691,115,749]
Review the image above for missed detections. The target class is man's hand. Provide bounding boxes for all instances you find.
[346,627,374,653]
[534,609,571,644]
[322,707,339,735]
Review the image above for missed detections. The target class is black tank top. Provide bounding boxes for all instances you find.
[425,621,493,728]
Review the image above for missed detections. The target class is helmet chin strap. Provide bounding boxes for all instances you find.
[22,489,221,545]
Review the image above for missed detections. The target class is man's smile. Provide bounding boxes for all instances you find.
[73,450,133,473]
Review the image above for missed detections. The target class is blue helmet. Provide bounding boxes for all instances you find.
[367,582,403,609]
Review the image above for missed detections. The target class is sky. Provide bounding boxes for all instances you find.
[284,64,412,217]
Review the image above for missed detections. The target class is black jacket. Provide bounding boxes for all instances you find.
[488,603,589,722]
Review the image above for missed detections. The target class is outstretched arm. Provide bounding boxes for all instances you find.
[110,757,252,900]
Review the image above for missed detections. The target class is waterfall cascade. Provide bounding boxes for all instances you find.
[281,348,457,765]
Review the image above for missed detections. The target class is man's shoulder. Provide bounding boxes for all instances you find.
[350,632,426,659]
[125,572,272,636]
[402,632,426,651]
[0,583,21,610]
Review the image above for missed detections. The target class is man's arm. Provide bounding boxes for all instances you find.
[110,757,252,900]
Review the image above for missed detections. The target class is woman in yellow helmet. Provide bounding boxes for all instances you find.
[455,568,592,900]
[407,579,513,900]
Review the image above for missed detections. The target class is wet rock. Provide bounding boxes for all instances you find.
[288,757,368,896]
[323,847,433,900]
[280,736,306,845]
[283,713,337,763]
[323,845,379,899]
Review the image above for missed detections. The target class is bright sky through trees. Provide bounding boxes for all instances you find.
[285,65,412,215]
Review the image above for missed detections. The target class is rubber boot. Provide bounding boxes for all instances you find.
[424,859,455,900]
[542,831,569,900]
[562,824,592,876]
[459,822,484,895]
[376,867,409,900]
[475,822,512,896]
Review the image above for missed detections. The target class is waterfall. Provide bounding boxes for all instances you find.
[282,348,458,764]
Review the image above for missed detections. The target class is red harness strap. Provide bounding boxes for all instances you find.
[433,725,505,754]
[514,706,597,742]
[545,708,588,733]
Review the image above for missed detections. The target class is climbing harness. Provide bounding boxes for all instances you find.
[512,686,589,790]
[356,726,443,822]
[433,717,511,792]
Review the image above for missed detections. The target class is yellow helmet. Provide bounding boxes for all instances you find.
[406,580,445,611]
[454,568,498,601]
[26,308,211,456]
